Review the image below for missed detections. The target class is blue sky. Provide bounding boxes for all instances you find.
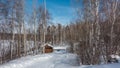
[25,0,83,25]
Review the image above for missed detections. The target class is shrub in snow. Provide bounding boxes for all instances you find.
[107,55,119,63]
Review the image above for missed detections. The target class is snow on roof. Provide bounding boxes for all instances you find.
[110,54,120,59]
[53,46,69,49]
[41,43,53,47]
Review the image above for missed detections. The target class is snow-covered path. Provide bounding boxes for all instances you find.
[0,53,80,68]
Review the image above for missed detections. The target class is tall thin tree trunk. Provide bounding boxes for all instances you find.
[110,0,118,54]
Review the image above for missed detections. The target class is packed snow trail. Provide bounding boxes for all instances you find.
[0,53,80,68]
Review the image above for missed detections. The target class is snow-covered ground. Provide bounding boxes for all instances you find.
[0,53,80,68]
[0,53,120,68]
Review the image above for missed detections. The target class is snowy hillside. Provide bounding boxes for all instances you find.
[0,53,120,68]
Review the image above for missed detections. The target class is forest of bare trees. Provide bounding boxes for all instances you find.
[45,0,120,65]
[0,0,120,65]
[66,0,120,65]
[0,0,51,64]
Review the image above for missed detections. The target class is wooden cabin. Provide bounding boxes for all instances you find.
[43,44,53,53]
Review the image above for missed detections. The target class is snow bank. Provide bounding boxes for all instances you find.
[89,63,120,68]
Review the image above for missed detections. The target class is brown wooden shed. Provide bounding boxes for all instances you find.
[43,44,53,53]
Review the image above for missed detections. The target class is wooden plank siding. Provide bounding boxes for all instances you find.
[44,45,53,53]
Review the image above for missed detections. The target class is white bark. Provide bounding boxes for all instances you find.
[110,0,118,52]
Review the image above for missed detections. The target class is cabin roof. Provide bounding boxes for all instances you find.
[41,43,53,47]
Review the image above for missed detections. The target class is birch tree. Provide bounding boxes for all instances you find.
[14,0,24,57]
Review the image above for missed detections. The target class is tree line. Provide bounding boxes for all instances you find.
[62,0,120,65]
[0,0,51,64]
